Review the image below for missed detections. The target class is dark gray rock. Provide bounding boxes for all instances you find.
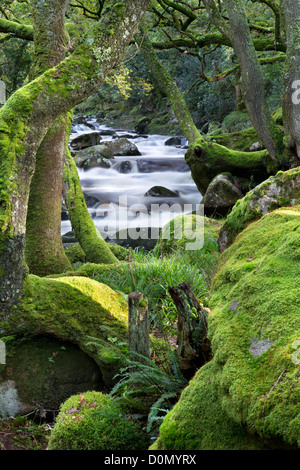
[165,136,183,146]
[135,117,151,134]
[0,337,103,418]
[144,186,179,198]
[62,231,77,244]
[73,144,114,170]
[70,131,102,150]
[112,227,161,251]
[202,173,244,217]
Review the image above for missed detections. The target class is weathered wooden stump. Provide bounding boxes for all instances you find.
[168,282,211,374]
[128,291,150,364]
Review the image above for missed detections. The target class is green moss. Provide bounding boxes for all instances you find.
[2,274,129,387]
[210,127,262,152]
[185,137,275,194]
[219,167,300,249]
[48,391,149,450]
[154,206,300,449]
[65,243,87,264]
[153,214,222,255]
[152,361,270,450]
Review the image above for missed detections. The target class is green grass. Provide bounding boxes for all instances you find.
[81,247,213,333]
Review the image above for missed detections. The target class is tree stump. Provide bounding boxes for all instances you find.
[128,292,150,364]
[168,282,211,374]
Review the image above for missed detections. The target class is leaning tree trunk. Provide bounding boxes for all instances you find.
[136,27,276,195]
[281,0,300,160]
[136,27,201,144]
[221,0,283,162]
[0,0,150,318]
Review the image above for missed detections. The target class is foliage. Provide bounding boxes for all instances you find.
[0,416,51,450]
[47,391,150,450]
[110,352,187,439]
[75,247,209,333]
[153,205,300,449]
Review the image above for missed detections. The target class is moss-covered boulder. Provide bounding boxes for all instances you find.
[0,274,129,397]
[153,214,223,256]
[218,167,300,252]
[185,137,276,195]
[152,206,300,449]
[105,138,141,156]
[70,131,102,150]
[48,391,149,450]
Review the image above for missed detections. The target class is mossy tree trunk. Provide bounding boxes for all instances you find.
[25,0,73,276]
[136,27,201,144]
[221,0,283,162]
[0,0,150,317]
[282,0,300,160]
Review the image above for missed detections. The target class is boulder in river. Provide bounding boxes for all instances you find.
[70,131,102,150]
[144,186,179,198]
[165,136,183,146]
[202,173,244,217]
[105,138,141,156]
[73,144,114,170]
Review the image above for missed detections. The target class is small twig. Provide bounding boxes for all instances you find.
[254,256,267,273]
[259,368,287,417]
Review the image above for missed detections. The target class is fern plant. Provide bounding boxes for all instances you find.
[109,351,187,436]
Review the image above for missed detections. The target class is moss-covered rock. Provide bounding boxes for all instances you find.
[218,167,300,252]
[0,274,129,391]
[0,337,103,418]
[185,137,275,195]
[152,206,300,449]
[153,214,222,256]
[65,242,129,264]
[210,127,263,152]
[48,391,149,450]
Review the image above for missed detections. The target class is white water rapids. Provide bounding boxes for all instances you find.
[62,119,201,241]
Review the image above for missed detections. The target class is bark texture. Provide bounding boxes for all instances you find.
[218,0,283,161]
[168,282,211,374]
[128,291,150,364]
[282,0,300,158]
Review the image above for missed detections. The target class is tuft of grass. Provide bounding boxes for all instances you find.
[88,248,210,333]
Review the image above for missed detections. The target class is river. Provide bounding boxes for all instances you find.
[62,118,201,243]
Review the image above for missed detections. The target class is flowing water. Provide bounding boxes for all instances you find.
[62,118,201,241]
